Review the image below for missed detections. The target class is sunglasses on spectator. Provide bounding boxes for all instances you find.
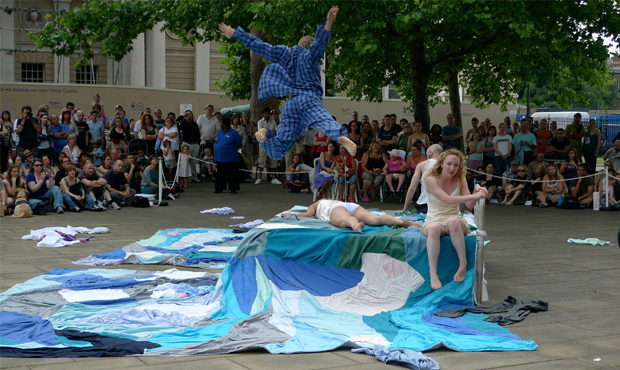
[33,164,42,167]
[518,169,526,172]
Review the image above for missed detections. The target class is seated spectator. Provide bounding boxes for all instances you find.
[97,154,113,176]
[598,167,619,208]
[527,152,549,178]
[141,154,170,197]
[383,149,405,195]
[405,144,425,173]
[477,162,498,201]
[54,156,71,186]
[595,160,614,188]
[62,134,82,167]
[361,122,375,153]
[360,141,386,202]
[336,143,359,202]
[59,165,103,212]
[74,109,90,150]
[53,152,66,173]
[603,139,620,172]
[21,149,34,173]
[90,139,104,167]
[570,164,594,207]
[26,157,65,213]
[79,153,93,169]
[530,162,547,206]
[39,153,57,179]
[548,128,571,159]
[500,164,531,205]
[537,164,565,207]
[429,124,444,148]
[128,156,145,192]
[314,141,336,200]
[287,154,309,193]
[560,148,580,189]
[103,160,136,208]
[496,160,519,203]
[2,165,24,214]
[78,162,115,210]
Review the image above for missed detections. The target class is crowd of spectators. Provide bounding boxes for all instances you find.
[2,98,619,216]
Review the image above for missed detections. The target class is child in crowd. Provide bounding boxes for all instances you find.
[92,94,105,120]
[91,139,104,167]
[161,137,176,180]
[177,144,192,188]
[383,149,406,194]
[135,148,147,163]
[202,147,216,177]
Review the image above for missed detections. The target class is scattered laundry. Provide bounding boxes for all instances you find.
[166,231,182,236]
[351,345,440,370]
[230,219,264,229]
[230,216,245,220]
[22,226,109,248]
[200,207,235,215]
[567,238,613,246]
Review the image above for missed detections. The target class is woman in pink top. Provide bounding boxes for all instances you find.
[383,149,406,193]
[405,144,425,172]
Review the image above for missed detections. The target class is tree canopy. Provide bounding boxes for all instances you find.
[33,0,620,128]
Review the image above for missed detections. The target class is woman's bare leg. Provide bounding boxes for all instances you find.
[363,179,372,195]
[446,217,468,284]
[352,207,420,228]
[537,191,547,204]
[329,207,364,231]
[507,189,521,205]
[422,222,447,289]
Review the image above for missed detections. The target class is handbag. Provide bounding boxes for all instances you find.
[557,195,580,209]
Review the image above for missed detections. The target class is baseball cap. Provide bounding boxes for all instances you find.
[271,110,278,115]
[510,160,519,166]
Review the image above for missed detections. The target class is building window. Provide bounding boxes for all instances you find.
[76,65,98,84]
[21,63,44,83]
[388,84,401,100]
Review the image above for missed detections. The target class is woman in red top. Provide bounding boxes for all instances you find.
[311,130,329,160]
[335,144,359,202]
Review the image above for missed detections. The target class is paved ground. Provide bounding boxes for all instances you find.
[1,180,619,370]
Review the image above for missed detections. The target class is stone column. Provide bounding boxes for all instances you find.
[0,0,15,82]
[194,32,209,92]
[53,0,71,83]
[146,22,165,88]
[129,33,145,87]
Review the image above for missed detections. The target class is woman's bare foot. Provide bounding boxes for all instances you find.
[255,128,268,143]
[453,263,467,283]
[353,222,365,232]
[402,220,422,228]
[339,135,357,156]
[430,275,442,290]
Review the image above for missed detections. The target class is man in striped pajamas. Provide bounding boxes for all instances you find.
[219,6,356,160]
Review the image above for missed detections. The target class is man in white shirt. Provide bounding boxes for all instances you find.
[196,104,220,150]
[255,107,280,185]
[300,127,318,165]
[401,144,443,214]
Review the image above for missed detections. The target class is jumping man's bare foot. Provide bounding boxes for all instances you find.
[353,222,365,232]
[453,263,467,283]
[430,275,442,290]
[339,135,357,157]
[255,128,268,143]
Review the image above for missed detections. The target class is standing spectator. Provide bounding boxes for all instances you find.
[241,112,256,170]
[61,109,78,137]
[159,117,180,159]
[512,120,536,165]
[140,112,159,155]
[603,140,620,172]
[311,129,329,160]
[570,163,594,207]
[377,114,398,154]
[15,105,41,158]
[348,121,363,160]
[582,118,601,175]
[549,128,571,159]
[409,122,430,155]
[549,121,558,138]
[87,110,104,149]
[482,125,496,167]
[1,110,16,174]
[161,138,176,180]
[26,157,65,213]
[36,114,54,159]
[177,144,191,188]
[493,122,512,176]
[107,132,128,159]
[91,139,104,167]
[103,159,135,207]
[74,110,90,150]
[397,122,412,152]
[465,117,479,143]
[110,105,129,128]
[197,104,219,149]
[534,119,553,156]
[467,132,484,170]
[429,124,444,148]
[91,94,105,123]
[503,117,514,136]
[110,117,131,143]
[566,112,586,161]
[442,113,462,150]
[336,143,359,202]
[300,126,316,166]
[179,110,201,182]
[154,109,165,130]
[213,117,242,194]
[50,114,70,157]
[361,121,374,153]
[527,152,549,178]
[62,134,82,166]
[255,107,279,184]
[370,120,380,139]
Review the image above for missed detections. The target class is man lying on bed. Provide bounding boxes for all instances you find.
[281,199,421,232]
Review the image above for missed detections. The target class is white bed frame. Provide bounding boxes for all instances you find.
[473,198,487,305]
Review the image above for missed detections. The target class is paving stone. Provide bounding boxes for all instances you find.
[30,357,144,370]
[229,352,357,370]
[0,357,75,369]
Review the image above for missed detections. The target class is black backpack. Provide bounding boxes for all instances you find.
[131,197,151,208]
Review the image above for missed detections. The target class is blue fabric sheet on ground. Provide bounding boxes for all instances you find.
[1,213,537,359]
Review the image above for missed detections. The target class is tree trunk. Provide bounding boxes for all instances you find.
[448,69,463,152]
[409,40,431,133]
[249,28,278,124]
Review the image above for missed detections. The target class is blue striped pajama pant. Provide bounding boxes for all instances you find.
[261,95,348,160]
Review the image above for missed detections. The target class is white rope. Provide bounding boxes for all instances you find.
[467,167,598,184]
[180,154,313,176]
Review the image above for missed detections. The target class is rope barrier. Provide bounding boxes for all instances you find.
[180,154,313,176]
[466,167,599,184]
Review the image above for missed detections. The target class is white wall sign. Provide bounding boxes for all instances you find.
[180,104,192,114]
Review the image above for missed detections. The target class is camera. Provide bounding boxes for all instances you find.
[26,112,33,118]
